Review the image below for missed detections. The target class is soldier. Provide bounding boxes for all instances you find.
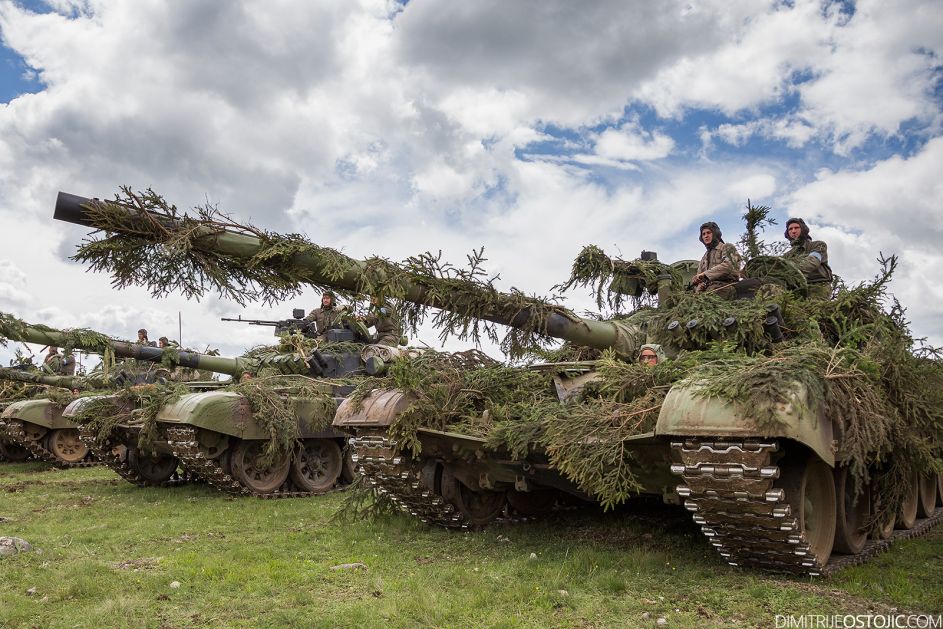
[60,350,76,376]
[137,329,157,347]
[361,296,403,347]
[157,336,179,348]
[783,218,833,299]
[691,221,742,299]
[42,346,63,374]
[304,292,344,335]
[637,344,666,367]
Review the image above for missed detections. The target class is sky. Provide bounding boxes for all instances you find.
[0,0,941,368]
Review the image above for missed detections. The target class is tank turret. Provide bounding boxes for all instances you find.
[50,190,943,576]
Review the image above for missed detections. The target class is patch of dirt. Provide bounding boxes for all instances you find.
[113,557,162,571]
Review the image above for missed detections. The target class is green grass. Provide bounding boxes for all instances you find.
[1,463,941,628]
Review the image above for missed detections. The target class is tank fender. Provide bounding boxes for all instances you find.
[1,399,76,430]
[334,389,414,429]
[655,382,835,467]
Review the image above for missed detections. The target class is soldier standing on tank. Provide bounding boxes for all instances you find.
[60,350,76,375]
[42,346,63,374]
[782,218,833,300]
[691,221,742,299]
[361,296,403,347]
[304,292,344,336]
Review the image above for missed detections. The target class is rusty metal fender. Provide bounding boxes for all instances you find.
[333,389,414,429]
[654,382,835,467]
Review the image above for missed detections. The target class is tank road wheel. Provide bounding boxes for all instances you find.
[230,440,290,494]
[21,423,47,445]
[833,466,869,555]
[896,473,919,530]
[45,428,89,464]
[0,440,31,462]
[288,439,342,493]
[127,448,179,484]
[506,489,557,516]
[778,455,837,566]
[440,467,506,528]
[917,473,937,518]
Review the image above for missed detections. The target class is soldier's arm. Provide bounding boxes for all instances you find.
[794,241,827,274]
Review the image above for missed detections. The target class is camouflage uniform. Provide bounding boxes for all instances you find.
[42,352,62,375]
[783,219,833,300]
[60,353,76,376]
[304,305,343,335]
[695,222,742,300]
[363,306,402,347]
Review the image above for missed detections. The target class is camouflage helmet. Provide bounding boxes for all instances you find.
[699,221,723,246]
[784,217,810,241]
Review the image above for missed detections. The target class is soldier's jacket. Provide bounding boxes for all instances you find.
[42,354,62,375]
[60,354,76,376]
[784,239,833,284]
[697,242,742,284]
[363,306,402,346]
[304,306,343,334]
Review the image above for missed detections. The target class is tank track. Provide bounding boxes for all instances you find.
[672,439,943,577]
[77,425,189,487]
[165,426,335,499]
[0,418,98,468]
[350,432,470,528]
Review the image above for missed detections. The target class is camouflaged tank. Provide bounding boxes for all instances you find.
[0,311,392,495]
[51,191,943,575]
[0,373,38,463]
[0,368,109,466]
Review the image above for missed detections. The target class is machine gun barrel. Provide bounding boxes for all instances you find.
[221,316,278,327]
[54,193,640,354]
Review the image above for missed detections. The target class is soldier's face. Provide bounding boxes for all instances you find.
[322,296,332,307]
[787,223,802,240]
[639,351,658,366]
[701,229,713,245]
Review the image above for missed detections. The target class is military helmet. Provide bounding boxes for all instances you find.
[699,221,723,245]
[784,218,810,240]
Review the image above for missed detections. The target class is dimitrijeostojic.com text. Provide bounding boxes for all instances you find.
[776,615,943,629]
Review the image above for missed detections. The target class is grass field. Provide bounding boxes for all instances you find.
[1,462,941,628]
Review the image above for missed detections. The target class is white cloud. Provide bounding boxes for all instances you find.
[594,124,675,162]
[0,0,939,364]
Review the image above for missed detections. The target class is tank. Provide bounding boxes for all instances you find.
[50,190,943,575]
[0,375,40,462]
[0,312,385,495]
[0,368,110,466]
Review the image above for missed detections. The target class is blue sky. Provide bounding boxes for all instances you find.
[0,0,941,363]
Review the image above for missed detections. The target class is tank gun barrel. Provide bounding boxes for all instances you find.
[54,192,642,356]
[0,313,247,377]
[0,367,101,390]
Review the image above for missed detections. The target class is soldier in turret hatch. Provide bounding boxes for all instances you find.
[304,291,344,335]
[783,218,833,300]
[691,221,742,300]
[361,296,403,347]
[637,344,667,367]
[137,328,157,347]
